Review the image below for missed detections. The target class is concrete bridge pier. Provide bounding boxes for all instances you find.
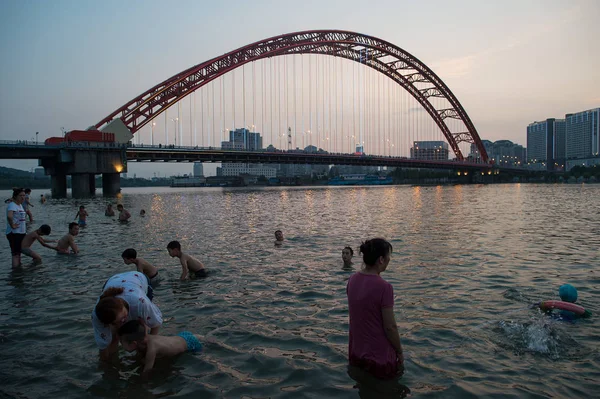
[51,174,67,198]
[102,173,120,196]
[71,174,95,198]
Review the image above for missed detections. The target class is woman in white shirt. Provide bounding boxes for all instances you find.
[6,188,27,267]
[92,271,163,361]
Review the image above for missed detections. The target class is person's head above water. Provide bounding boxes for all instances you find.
[68,222,80,235]
[360,238,393,272]
[274,230,284,241]
[167,240,182,257]
[342,246,354,265]
[121,248,137,264]
[559,284,578,303]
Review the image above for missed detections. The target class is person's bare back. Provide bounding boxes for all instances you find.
[56,223,79,254]
[135,258,159,279]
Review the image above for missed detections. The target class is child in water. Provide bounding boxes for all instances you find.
[20,224,58,264]
[122,248,160,286]
[274,230,284,246]
[56,222,80,254]
[167,240,207,280]
[118,320,202,375]
[74,205,88,226]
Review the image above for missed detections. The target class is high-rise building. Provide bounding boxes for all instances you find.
[193,162,204,177]
[410,141,449,160]
[228,128,263,150]
[565,108,600,160]
[527,118,563,170]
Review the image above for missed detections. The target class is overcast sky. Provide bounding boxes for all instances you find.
[1,0,598,177]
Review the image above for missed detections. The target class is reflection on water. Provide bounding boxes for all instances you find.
[0,184,599,398]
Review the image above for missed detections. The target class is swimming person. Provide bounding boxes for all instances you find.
[117,204,131,221]
[40,194,47,204]
[166,240,207,280]
[74,205,89,226]
[92,271,163,361]
[342,246,354,268]
[140,209,146,217]
[56,222,80,254]
[119,319,202,376]
[105,203,115,216]
[122,248,160,286]
[21,224,58,264]
[274,230,284,246]
[5,188,27,268]
[346,238,404,381]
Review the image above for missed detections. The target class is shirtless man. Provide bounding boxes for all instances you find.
[122,248,160,286]
[56,222,80,254]
[21,224,58,264]
[166,240,207,280]
[117,204,131,221]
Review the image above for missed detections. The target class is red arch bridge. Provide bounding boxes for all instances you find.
[4,30,503,198]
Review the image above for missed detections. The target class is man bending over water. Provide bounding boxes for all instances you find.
[167,240,207,280]
[56,222,79,254]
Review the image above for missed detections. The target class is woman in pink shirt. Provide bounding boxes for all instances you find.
[346,238,404,379]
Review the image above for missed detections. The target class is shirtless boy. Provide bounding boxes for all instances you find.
[166,240,207,280]
[117,204,131,221]
[56,222,80,254]
[21,224,58,264]
[119,320,202,375]
[74,205,89,226]
[122,248,160,286]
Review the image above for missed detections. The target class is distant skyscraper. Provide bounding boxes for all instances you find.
[565,108,600,159]
[228,128,263,150]
[527,119,562,170]
[410,141,449,160]
[193,162,204,177]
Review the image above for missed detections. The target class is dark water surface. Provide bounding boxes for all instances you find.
[1,184,599,398]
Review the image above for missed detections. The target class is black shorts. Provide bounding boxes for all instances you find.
[6,233,26,256]
[195,269,208,278]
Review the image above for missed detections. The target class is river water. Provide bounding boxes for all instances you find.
[0,184,599,398]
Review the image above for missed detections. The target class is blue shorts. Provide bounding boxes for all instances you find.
[78,219,86,226]
[178,331,203,352]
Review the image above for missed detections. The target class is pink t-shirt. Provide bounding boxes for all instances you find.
[346,272,397,378]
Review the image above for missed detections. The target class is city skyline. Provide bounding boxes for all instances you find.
[1,0,599,177]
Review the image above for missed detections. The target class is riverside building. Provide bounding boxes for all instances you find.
[565,108,600,170]
[526,118,565,171]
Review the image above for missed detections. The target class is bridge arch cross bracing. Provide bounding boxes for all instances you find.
[95,30,488,162]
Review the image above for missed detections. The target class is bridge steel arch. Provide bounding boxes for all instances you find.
[95,30,488,162]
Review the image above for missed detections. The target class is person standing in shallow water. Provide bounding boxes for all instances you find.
[346,238,404,380]
[5,188,27,267]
